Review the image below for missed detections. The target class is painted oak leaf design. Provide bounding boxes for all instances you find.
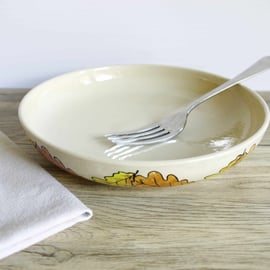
[92,171,135,186]
[91,171,189,187]
[205,144,256,179]
[34,142,75,175]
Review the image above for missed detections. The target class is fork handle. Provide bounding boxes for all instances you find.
[187,56,270,114]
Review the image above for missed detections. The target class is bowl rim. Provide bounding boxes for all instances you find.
[18,64,270,167]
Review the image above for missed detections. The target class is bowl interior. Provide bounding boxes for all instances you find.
[19,65,267,162]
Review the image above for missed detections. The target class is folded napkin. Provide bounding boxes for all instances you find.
[0,132,92,260]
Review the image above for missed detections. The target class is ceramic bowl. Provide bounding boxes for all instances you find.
[18,65,270,187]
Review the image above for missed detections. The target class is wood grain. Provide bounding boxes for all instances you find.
[1,89,270,270]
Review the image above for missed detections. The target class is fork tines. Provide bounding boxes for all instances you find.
[105,125,171,145]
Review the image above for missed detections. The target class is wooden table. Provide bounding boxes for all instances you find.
[1,89,270,270]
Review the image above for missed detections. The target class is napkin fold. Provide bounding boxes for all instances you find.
[0,132,92,260]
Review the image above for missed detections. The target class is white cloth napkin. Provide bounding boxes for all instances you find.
[0,132,92,259]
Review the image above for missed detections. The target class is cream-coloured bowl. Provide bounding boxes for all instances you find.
[18,65,270,187]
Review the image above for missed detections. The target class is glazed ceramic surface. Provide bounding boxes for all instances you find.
[18,65,270,187]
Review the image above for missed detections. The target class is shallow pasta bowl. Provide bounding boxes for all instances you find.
[18,65,270,187]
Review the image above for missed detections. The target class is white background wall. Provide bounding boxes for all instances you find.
[0,0,270,90]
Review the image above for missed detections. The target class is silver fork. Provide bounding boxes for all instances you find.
[106,56,270,146]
